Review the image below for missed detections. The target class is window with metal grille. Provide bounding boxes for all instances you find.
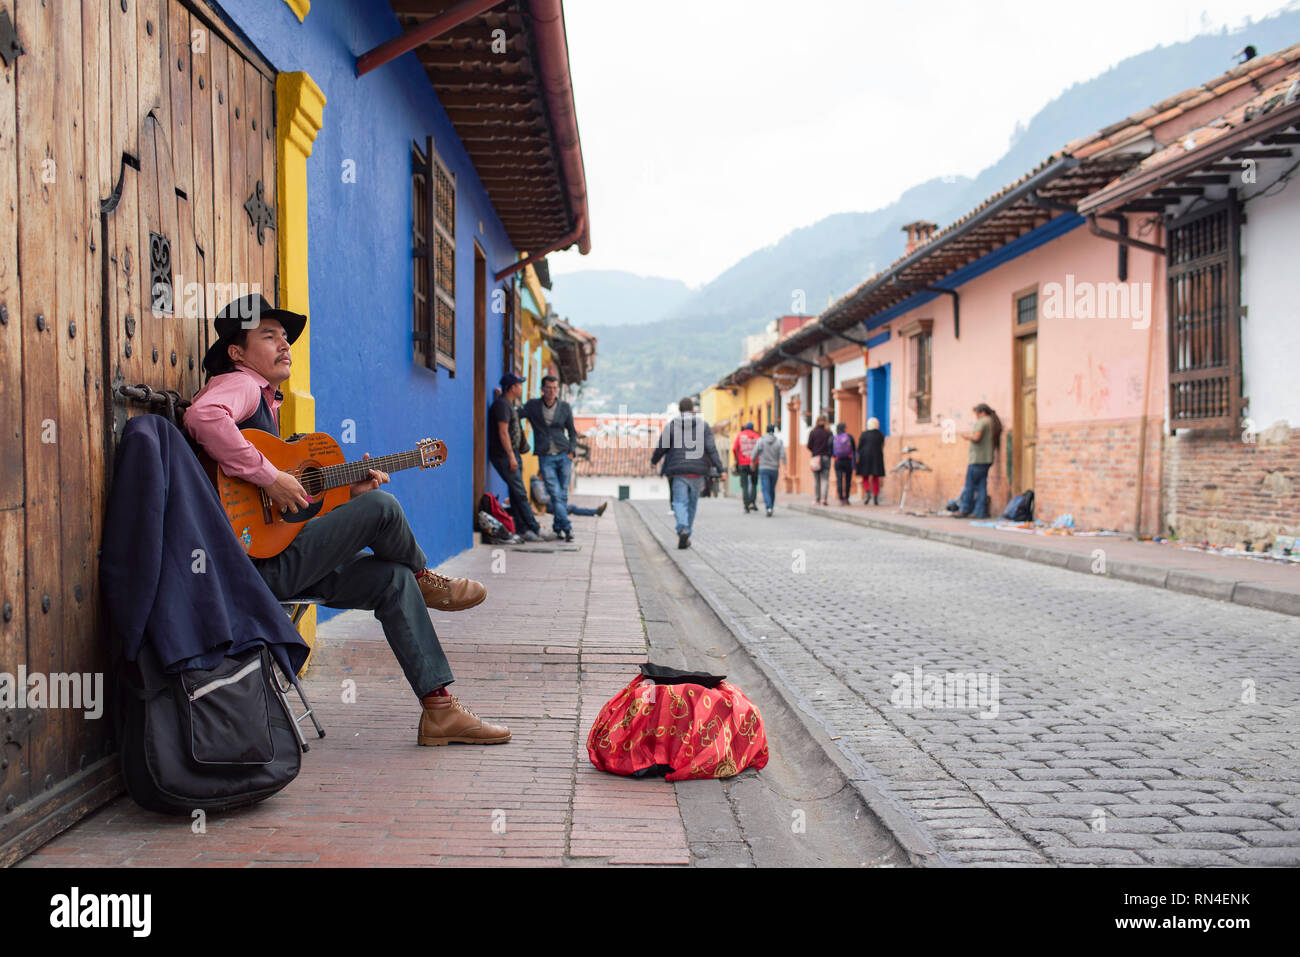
[1166,196,1241,430]
[1016,291,1037,325]
[911,331,932,422]
[412,136,456,374]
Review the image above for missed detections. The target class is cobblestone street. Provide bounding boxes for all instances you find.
[633,498,1300,866]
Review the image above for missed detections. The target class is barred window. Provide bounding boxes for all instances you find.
[1167,197,1241,430]
[1016,291,1037,325]
[412,136,456,374]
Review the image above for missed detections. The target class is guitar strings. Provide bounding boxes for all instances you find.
[300,448,437,495]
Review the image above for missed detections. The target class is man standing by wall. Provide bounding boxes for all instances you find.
[732,421,761,513]
[489,373,543,542]
[523,375,579,542]
[652,397,724,550]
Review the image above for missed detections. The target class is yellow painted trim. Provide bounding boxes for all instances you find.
[282,0,310,22]
[276,70,326,656]
[522,263,547,316]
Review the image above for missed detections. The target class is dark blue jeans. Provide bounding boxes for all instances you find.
[759,468,779,510]
[738,466,757,508]
[959,462,992,518]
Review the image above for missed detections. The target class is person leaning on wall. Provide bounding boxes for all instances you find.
[955,403,1003,519]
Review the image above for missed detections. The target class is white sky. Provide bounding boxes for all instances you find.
[544,0,1295,287]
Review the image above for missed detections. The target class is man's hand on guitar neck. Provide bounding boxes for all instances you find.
[267,471,312,514]
[349,453,390,499]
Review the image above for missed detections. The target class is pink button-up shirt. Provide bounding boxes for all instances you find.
[184,367,282,487]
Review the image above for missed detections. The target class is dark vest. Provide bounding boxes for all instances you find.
[237,393,278,434]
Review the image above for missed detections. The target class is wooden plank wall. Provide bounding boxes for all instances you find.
[0,0,29,829]
[1,0,278,862]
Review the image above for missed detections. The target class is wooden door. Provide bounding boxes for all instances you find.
[1014,334,1037,494]
[103,0,278,432]
[0,0,277,865]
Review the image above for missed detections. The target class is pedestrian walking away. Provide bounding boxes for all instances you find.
[807,416,833,506]
[522,374,582,542]
[489,373,544,541]
[651,396,724,549]
[956,403,1003,518]
[832,422,856,505]
[732,420,761,513]
[752,423,786,516]
[185,294,509,747]
[856,416,886,505]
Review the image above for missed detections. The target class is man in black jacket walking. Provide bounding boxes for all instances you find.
[650,397,724,549]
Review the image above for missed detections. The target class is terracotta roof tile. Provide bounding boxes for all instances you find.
[1098,68,1300,185]
[729,43,1300,386]
[574,441,659,478]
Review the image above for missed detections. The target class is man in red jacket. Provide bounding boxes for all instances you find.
[732,421,761,513]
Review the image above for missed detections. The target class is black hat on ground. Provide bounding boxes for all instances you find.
[202,294,307,377]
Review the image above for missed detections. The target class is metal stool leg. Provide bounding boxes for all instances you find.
[270,661,323,752]
[291,676,326,739]
[277,599,327,747]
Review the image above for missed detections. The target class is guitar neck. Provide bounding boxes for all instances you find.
[315,449,425,491]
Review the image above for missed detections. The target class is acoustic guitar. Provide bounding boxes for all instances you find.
[213,430,447,558]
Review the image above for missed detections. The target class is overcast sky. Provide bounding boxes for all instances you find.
[544,0,1295,288]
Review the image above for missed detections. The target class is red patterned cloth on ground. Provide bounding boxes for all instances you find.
[587,672,769,780]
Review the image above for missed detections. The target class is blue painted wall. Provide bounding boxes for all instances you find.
[212,0,518,619]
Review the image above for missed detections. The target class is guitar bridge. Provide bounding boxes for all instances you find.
[259,488,275,525]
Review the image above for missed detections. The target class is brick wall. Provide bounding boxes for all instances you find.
[1163,423,1300,549]
[1034,416,1164,535]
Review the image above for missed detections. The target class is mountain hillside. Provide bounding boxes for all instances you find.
[571,11,1300,413]
[544,269,693,328]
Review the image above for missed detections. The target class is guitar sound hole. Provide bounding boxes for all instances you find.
[299,466,323,498]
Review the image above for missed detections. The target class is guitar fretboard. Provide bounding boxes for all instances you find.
[304,449,427,494]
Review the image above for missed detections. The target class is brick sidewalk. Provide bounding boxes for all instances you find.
[18,501,689,867]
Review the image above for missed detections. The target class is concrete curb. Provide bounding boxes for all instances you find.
[620,501,955,868]
[788,504,1300,618]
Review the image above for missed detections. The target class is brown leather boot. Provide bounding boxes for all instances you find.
[418,696,511,746]
[416,569,487,611]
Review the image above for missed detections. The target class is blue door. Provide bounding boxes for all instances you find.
[867,364,890,436]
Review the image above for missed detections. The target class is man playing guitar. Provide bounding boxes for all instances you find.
[184,294,510,746]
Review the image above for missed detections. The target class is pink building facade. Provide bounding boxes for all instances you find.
[721,43,1300,542]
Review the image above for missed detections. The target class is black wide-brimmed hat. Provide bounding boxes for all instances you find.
[202,294,307,377]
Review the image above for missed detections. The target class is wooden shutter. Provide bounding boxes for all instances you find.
[1166,196,1242,431]
[412,141,431,369]
[412,136,455,373]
